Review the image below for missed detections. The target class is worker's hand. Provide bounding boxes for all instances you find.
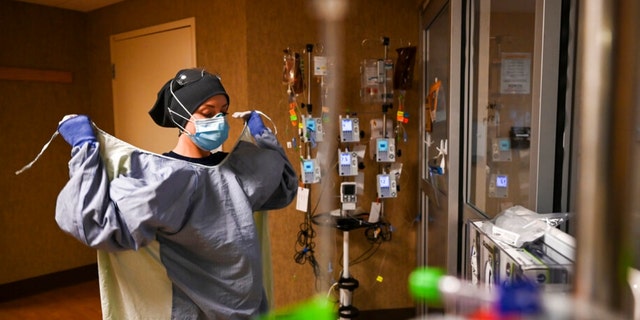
[57,114,97,147]
[247,111,267,137]
[232,110,273,137]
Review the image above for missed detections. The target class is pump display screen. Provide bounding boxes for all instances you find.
[340,153,351,165]
[377,139,388,152]
[496,175,508,188]
[341,119,353,131]
[303,160,314,173]
[379,175,390,188]
[342,184,356,195]
[306,118,316,131]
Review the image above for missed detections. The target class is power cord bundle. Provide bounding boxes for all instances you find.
[334,217,393,268]
[335,212,393,244]
[364,218,393,244]
[293,213,320,277]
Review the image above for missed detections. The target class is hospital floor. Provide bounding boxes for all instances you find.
[0,266,415,319]
[0,279,416,319]
[0,278,101,319]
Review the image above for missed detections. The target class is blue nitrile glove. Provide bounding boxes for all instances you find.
[58,114,97,147]
[248,111,267,137]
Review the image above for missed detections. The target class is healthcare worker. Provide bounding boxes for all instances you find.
[55,68,298,319]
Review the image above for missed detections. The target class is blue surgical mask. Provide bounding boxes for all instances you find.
[187,113,229,151]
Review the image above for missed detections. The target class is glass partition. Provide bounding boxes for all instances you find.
[467,0,561,218]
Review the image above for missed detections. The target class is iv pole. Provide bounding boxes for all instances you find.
[305,44,314,160]
[380,36,391,224]
[337,36,393,320]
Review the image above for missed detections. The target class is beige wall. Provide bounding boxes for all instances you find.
[1,0,420,311]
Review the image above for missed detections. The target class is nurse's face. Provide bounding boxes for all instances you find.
[184,94,229,134]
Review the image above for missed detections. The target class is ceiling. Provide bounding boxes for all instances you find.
[15,0,124,12]
[16,0,536,14]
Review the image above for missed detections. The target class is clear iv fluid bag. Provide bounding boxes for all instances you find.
[360,59,394,104]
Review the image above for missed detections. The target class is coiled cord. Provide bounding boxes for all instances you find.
[293,214,320,277]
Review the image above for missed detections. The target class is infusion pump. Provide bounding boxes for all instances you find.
[339,116,360,143]
[338,150,359,176]
[375,138,396,162]
[301,158,321,184]
[376,174,397,198]
[302,115,324,143]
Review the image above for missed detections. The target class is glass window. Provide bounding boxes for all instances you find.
[468,0,537,217]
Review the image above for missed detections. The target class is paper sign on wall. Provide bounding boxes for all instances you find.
[500,52,531,94]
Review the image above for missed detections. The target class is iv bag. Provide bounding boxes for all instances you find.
[360,59,393,104]
[282,49,304,95]
[394,46,417,90]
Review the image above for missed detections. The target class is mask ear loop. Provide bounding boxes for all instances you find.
[168,80,197,136]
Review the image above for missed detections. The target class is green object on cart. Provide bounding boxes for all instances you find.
[255,295,335,320]
[408,267,446,307]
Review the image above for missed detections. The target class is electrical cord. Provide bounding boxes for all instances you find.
[293,214,320,277]
[293,179,331,279]
[337,239,383,269]
[350,241,383,267]
[342,212,393,244]
[364,219,393,244]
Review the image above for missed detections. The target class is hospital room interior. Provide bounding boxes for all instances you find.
[1,0,639,319]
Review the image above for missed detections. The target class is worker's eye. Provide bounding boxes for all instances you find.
[200,110,226,119]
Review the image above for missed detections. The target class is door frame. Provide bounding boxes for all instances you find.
[417,0,464,276]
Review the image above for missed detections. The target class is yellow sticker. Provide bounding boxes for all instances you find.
[376,276,383,283]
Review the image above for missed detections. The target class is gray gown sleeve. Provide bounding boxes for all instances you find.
[231,130,298,211]
[55,143,194,252]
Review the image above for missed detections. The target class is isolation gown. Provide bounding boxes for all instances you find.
[55,123,297,319]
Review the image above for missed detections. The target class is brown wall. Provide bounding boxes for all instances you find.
[0,2,96,284]
[1,0,420,311]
